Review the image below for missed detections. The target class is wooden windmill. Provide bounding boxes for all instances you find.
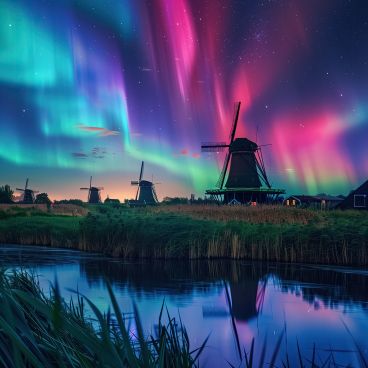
[130,161,158,205]
[201,101,284,204]
[80,176,103,204]
[16,178,39,204]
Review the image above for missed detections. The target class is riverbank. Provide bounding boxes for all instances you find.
[0,205,367,266]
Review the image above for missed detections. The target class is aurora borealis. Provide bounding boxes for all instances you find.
[1,0,368,200]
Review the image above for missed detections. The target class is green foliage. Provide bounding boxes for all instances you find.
[104,197,121,206]
[0,184,14,203]
[54,199,85,207]
[34,192,51,205]
[0,270,206,367]
[0,206,367,266]
[162,197,189,205]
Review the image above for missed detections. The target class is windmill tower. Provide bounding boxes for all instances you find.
[80,176,103,204]
[130,161,158,205]
[201,101,284,204]
[16,178,39,204]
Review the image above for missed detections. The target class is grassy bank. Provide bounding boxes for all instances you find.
[0,270,205,367]
[0,205,367,266]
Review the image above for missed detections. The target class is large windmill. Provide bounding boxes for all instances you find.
[80,176,103,204]
[16,178,39,204]
[130,161,158,206]
[201,101,284,204]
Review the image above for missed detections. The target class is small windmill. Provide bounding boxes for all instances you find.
[16,178,39,204]
[80,176,103,204]
[130,161,158,205]
[201,101,284,204]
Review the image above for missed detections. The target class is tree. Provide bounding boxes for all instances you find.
[162,197,188,205]
[54,199,85,206]
[0,185,14,203]
[35,193,51,205]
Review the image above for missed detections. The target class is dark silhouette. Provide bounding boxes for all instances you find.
[201,101,284,204]
[0,184,14,203]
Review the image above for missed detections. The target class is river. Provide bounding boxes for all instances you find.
[0,244,367,367]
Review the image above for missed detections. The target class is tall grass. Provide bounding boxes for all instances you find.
[0,205,367,266]
[0,270,206,367]
[1,270,366,367]
[153,204,320,225]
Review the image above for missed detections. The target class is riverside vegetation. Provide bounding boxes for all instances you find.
[0,270,206,367]
[0,204,367,266]
[1,270,367,368]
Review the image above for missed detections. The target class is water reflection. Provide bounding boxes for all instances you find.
[0,244,367,366]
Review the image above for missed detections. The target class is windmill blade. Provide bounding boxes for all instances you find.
[131,181,139,185]
[229,101,241,144]
[139,161,144,181]
[135,186,139,201]
[16,188,25,192]
[216,152,231,189]
[256,149,271,188]
[89,176,92,189]
[25,178,29,190]
[152,185,159,203]
[201,142,228,152]
[80,187,89,190]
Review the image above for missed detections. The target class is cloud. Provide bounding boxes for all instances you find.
[76,124,120,137]
[174,149,200,159]
[99,129,120,137]
[72,152,88,158]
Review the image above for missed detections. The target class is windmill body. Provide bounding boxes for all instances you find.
[201,102,285,204]
[225,138,262,189]
[130,162,159,206]
[16,179,39,204]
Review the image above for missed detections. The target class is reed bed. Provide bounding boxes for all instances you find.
[0,206,367,266]
[0,270,206,367]
[153,204,320,225]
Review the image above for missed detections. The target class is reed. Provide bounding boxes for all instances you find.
[153,204,320,225]
[0,205,367,266]
[0,270,206,367]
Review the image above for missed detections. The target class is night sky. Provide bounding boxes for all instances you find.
[1,0,368,201]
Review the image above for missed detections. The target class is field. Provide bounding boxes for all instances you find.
[0,204,367,266]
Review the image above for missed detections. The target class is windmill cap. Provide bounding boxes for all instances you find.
[139,180,154,186]
[229,138,258,152]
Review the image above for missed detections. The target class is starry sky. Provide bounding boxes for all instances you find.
[1,0,368,201]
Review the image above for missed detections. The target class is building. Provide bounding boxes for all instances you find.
[283,195,343,210]
[338,180,368,210]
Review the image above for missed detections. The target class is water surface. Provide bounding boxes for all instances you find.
[1,244,367,367]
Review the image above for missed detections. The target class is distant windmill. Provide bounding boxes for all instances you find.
[80,176,103,204]
[16,178,39,204]
[201,101,284,204]
[130,161,158,205]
